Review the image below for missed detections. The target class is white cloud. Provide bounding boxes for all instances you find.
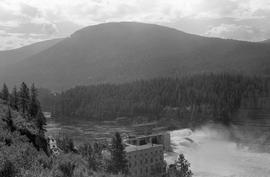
[205,23,266,41]
[0,29,58,50]
[0,0,270,49]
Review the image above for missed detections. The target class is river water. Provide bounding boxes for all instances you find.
[166,126,270,177]
[46,120,270,177]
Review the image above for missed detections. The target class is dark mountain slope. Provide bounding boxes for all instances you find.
[261,39,270,44]
[0,38,63,68]
[1,22,270,90]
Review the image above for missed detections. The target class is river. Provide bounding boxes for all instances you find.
[46,120,270,177]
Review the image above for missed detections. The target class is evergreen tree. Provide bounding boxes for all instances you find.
[10,87,18,111]
[5,107,15,132]
[29,84,39,117]
[108,132,128,175]
[35,110,46,135]
[19,82,30,114]
[174,154,192,177]
[2,83,9,103]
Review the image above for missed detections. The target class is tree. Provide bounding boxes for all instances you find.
[19,82,30,114]
[29,84,39,117]
[108,132,128,175]
[4,107,15,132]
[10,87,18,111]
[1,83,9,103]
[173,154,192,177]
[35,110,46,135]
[79,143,103,171]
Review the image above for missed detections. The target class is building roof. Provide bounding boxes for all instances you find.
[127,131,169,141]
[125,143,163,153]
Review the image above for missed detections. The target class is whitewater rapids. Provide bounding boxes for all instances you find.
[165,126,270,177]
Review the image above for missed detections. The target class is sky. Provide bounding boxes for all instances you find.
[0,0,270,50]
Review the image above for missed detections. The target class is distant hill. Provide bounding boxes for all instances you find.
[261,39,270,44]
[1,22,270,90]
[0,38,63,68]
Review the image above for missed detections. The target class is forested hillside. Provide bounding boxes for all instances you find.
[0,82,49,176]
[46,74,269,125]
[0,83,128,177]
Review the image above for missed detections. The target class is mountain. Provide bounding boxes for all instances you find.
[1,22,270,90]
[261,39,270,44]
[0,38,63,68]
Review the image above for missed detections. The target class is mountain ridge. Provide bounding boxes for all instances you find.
[0,38,63,68]
[1,22,270,90]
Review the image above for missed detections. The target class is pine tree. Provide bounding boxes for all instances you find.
[2,83,9,103]
[19,82,30,114]
[108,132,128,175]
[10,87,18,111]
[35,110,46,135]
[5,107,15,132]
[29,84,39,117]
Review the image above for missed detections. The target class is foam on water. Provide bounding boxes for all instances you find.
[165,126,270,177]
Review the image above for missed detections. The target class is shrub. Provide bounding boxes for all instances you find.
[58,161,76,177]
[52,153,90,177]
[0,159,17,177]
[56,135,76,153]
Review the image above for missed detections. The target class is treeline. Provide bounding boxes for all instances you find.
[46,74,269,124]
[0,82,46,134]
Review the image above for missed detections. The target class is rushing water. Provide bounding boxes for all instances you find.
[46,120,270,177]
[166,126,270,177]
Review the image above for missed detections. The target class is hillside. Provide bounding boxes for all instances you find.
[261,39,270,44]
[1,22,270,90]
[0,38,62,68]
[0,99,124,177]
[47,74,269,125]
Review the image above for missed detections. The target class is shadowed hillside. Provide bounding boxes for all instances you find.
[0,38,63,68]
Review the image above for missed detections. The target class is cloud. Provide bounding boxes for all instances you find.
[0,29,55,50]
[205,24,266,41]
[1,0,270,49]
[20,3,41,18]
